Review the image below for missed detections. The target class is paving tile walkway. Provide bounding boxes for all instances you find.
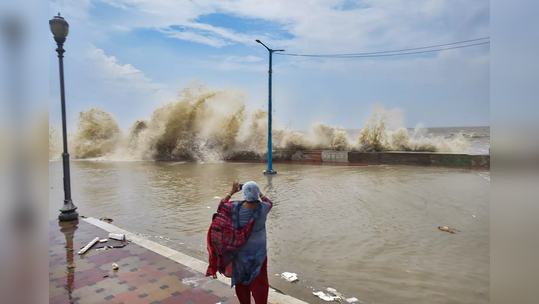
[49,219,240,304]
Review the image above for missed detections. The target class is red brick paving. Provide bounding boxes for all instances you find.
[49,219,241,304]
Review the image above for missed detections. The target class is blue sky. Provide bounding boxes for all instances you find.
[48,0,490,130]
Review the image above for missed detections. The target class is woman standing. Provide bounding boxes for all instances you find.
[207,180,273,304]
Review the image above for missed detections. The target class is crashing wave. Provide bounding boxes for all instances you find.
[49,85,470,161]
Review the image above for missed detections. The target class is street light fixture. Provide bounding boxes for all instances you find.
[50,13,78,221]
[256,39,284,175]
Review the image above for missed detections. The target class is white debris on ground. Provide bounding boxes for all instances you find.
[181,277,205,288]
[312,287,360,303]
[313,291,340,302]
[280,272,299,282]
[214,196,220,199]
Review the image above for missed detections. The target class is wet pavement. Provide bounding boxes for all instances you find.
[49,219,241,304]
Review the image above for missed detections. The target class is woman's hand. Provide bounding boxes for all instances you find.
[230,180,241,195]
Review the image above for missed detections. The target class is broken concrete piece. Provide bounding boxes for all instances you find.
[280,272,299,282]
[78,237,99,255]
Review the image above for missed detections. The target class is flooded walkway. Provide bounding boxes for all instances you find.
[50,161,490,303]
[49,218,306,304]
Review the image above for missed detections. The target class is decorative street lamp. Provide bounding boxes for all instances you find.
[50,13,78,221]
[256,39,284,175]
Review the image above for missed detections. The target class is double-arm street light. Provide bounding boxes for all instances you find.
[50,13,78,221]
[256,39,284,175]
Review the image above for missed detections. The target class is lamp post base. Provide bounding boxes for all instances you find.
[59,199,79,221]
[263,170,277,175]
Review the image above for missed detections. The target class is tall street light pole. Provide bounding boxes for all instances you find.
[256,39,284,175]
[50,13,78,221]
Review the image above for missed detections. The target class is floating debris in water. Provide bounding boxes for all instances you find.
[100,217,113,223]
[438,226,460,234]
[280,272,298,282]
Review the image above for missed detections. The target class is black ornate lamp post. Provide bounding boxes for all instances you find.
[50,13,78,221]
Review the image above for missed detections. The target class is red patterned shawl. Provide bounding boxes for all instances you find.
[206,198,254,278]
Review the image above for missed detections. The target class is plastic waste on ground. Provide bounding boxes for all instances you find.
[280,272,299,282]
[112,263,119,270]
[313,291,340,302]
[313,287,359,302]
[108,233,126,241]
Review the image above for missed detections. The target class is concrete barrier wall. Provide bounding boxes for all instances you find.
[226,150,490,168]
[348,152,489,167]
[322,150,349,162]
[226,150,296,161]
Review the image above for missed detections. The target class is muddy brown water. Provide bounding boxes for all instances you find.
[49,161,490,304]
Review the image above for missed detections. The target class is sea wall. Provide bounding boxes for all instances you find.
[226,150,490,168]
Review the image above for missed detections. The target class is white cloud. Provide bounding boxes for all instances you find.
[85,44,166,91]
[53,1,489,56]
[158,28,230,48]
[223,55,263,63]
[195,55,266,71]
